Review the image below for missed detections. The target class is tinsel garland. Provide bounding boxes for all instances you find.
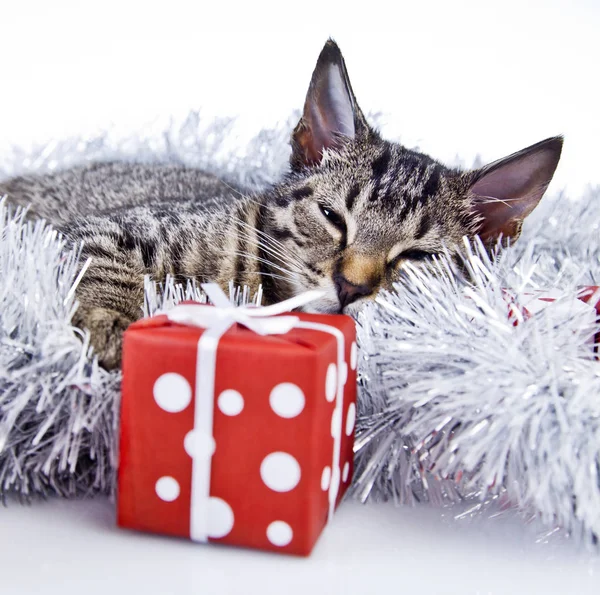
[0,201,119,497]
[351,240,600,546]
[0,114,599,547]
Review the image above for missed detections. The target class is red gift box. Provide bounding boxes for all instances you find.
[117,288,357,556]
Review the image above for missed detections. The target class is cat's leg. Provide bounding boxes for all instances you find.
[72,304,136,371]
[72,262,145,369]
[69,230,148,371]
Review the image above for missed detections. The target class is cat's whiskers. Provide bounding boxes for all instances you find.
[216,232,299,281]
[232,214,306,271]
[224,249,298,282]
[160,261,291,286]
[231,199,337,292]
[163,232,300,280]
[477,194,516,207]
[236,237,301,278]
[234,229,304,275]
[219,180,245,198]
[161,237,297,283]
[230,220,305,274]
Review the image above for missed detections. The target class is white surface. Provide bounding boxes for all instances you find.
[1,497,600,595]
[2,0,600,196]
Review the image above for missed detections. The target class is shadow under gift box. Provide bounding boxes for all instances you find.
[117,308,357,556]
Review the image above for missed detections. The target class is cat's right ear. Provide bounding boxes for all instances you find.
[469,136,563,245]
[291,39,370,169]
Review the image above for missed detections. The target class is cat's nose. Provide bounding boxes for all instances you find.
[333,272,372,309]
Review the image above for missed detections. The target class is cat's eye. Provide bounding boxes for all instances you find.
[390,249,434,267]
[318,204,346,231]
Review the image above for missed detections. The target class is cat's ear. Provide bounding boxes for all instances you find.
[291,39,370,169]
[469,136,563,244]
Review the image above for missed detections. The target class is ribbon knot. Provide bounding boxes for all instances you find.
[166,283,324,336]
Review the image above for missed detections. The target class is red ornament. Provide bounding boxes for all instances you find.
[117,302,357,556]
[506,286,600,355]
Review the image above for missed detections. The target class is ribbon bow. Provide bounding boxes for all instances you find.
[166,283,324,335]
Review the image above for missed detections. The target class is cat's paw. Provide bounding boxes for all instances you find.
[73,306,134,370]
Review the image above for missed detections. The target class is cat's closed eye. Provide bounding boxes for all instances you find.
[318,203,346,231]
[389,249,435,268]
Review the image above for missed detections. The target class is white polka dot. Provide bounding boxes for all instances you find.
[184,430,216,459]
[153,373,192,413]
[321,466,332,491]
[331,408,342,439]
[345,402,356,436]
[155,476,180,502]
[260,452,301,492]
[218,389,244,416]
[269,383,305,418]
[350,341,358,370]
[325,363,337,402]
[340,361,348,386]
[342,461,350,482]
[207,497,234,539]
[266,521,293,547]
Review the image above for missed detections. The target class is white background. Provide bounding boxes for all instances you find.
[2,1,600,593]
[2,0,599,195]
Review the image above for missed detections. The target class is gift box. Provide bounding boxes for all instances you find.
[117,285,357,556]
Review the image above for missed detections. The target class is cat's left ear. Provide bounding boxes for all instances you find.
[291,39,370,169]
[469,136,563,244]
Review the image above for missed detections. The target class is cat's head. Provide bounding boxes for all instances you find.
[261,39,562,314]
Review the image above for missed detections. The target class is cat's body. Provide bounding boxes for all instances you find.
[2,162,241,225]
[0,40,563,369]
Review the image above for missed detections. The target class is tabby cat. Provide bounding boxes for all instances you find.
[1,40,562,369]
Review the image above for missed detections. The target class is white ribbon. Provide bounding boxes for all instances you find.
[166,284,325,336]
[294,320,346,523]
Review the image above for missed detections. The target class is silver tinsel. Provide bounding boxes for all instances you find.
[0,113,599,548]
[0,200,119,497]
[352,211,600,546]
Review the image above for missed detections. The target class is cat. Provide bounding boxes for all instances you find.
[0,39,562,370]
